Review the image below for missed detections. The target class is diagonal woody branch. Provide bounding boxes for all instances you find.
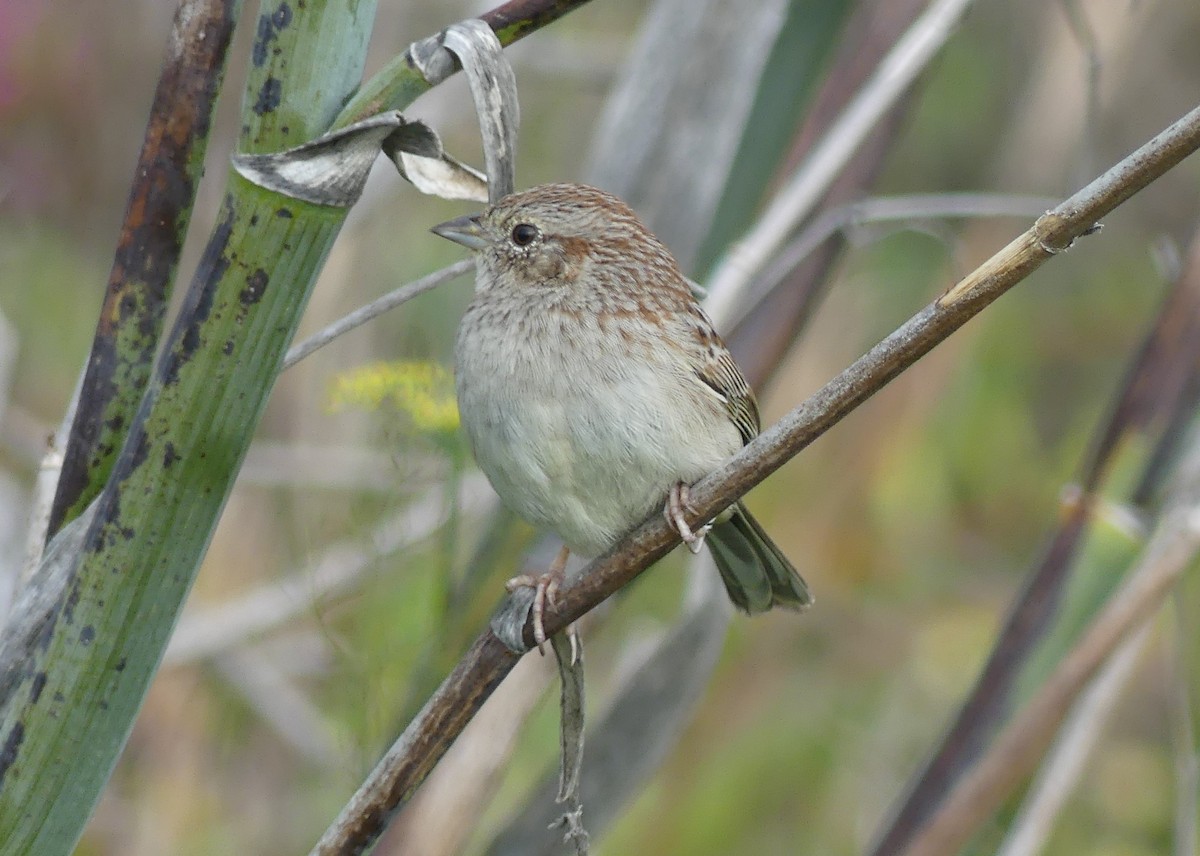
[312,102,1200,856]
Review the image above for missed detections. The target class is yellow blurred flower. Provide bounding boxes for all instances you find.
[329,360,459,434]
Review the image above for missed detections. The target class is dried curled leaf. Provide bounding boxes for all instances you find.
[412,19,519,202]
[443,20,520,202]
[232,110,487,206]
[551,631,589,854]
[384,135,488,203]
[231,19,517,207]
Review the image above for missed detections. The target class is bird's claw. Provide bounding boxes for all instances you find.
[506,544,570,653]
[665,482,712,554]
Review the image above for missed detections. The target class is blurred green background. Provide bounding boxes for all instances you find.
[2,0,1200,854]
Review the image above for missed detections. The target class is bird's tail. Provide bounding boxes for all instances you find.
[706,502,812,614]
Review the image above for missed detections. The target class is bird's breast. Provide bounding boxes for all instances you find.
[455,297,740,556]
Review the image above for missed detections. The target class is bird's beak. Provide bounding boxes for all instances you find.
[431,214,488,251]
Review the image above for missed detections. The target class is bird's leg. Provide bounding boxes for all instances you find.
[506,544,571,653]
[665,482,712,554]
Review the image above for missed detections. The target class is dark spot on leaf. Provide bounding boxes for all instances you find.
[275,207,293,219]
[223,339,235,356]
[164,205,232,385]
[29,672,47,705]
[273,3,292,29]
[80,626,95,646]
[162,442,181,469]
[114,657,126,672]
[252,14,275,67]
[63,578,80,625]
[129,431,150,470]
[94,493,122,554]
[34,610,57,651]
[241,269,269,305]
[253,76,282,116]
[0,722,25,786]
[119,292,138,319]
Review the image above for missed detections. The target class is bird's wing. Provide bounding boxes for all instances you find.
[695,346,760,446]
[682,303,761,446]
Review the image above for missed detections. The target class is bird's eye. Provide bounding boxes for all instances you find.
[510,223,539,246]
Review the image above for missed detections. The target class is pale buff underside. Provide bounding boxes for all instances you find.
[455,290,740,560]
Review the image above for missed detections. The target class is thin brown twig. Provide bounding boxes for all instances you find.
[309,101,1200,856]
[731,191,1056,333]
[281,260,474,369]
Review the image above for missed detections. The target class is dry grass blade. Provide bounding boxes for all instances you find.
[584,0,790,271]
[994,624,1152,856]
[904,457,1200,856]
[704,0,976,322]
[164,473,495,666]
[383,655,554,856]
[1168,597,1199,856]
[872,216,1200,856]
[733,192,1057,334]
[727,0,933,383]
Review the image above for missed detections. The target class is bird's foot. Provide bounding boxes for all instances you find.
[664,482,712,554]
[506,544,570,653]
